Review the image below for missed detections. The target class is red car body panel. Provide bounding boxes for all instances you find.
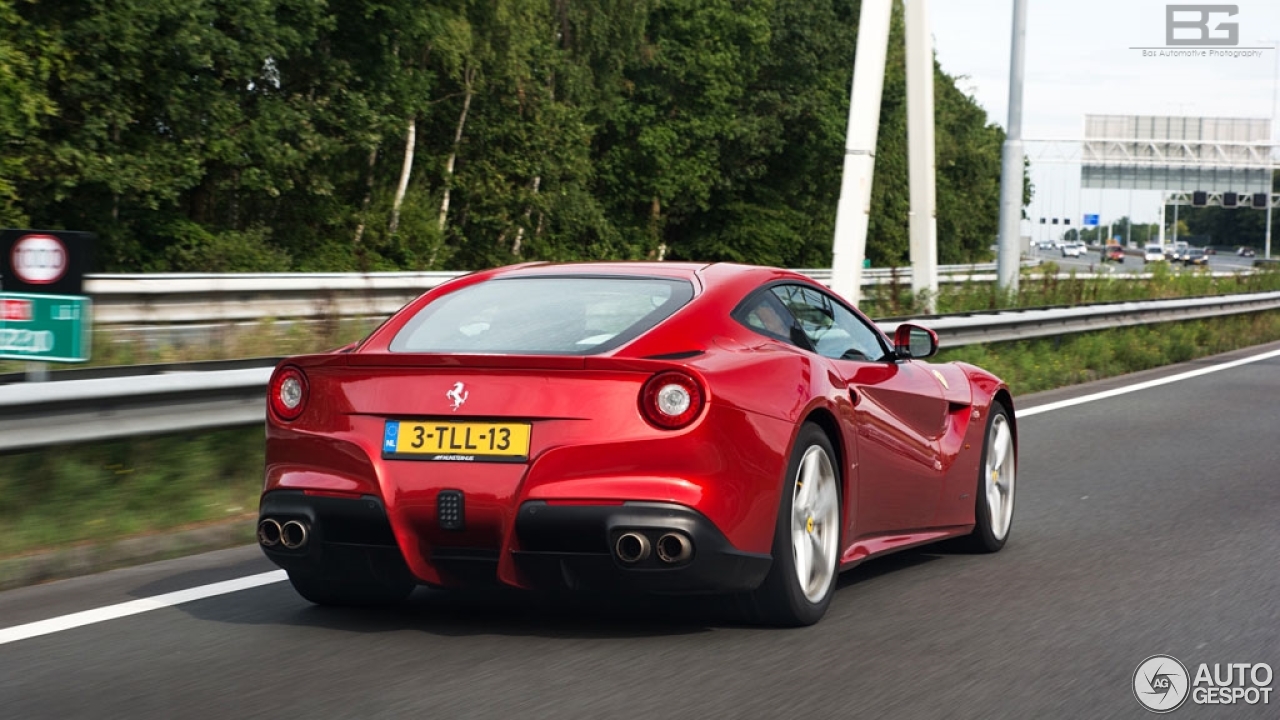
[261,262,1014,591]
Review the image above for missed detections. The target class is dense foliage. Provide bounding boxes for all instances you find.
[1176,174,1279,250]
[1,0,1014,273]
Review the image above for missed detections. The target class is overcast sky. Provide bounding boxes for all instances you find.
[930,0,1280,235]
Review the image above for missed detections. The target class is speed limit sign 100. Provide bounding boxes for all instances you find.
[10,234,68,285]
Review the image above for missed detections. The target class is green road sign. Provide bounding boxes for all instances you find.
[0,292,92,362]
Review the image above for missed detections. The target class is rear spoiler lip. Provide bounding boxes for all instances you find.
[286,350,711,375]
[344,352,588,370]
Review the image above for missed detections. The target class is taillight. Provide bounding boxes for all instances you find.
[269,366,308,421]
[639,371,705,430]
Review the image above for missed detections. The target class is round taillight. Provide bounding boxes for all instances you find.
[640,371,705,430]
[269,366,308,421]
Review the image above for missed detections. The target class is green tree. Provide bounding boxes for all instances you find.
[1179,173,1278,250]
[1,0,1019,276]
[0,0,61,226]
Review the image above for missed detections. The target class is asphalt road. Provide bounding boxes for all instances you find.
[2,342,1279,719]
[1029,245,1259,274]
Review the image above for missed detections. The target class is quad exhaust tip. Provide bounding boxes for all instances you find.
[656,532,693,564]
[615,532,651,564]
[257,518,282,547]
[259,517,310,550]
[280,520,310,550]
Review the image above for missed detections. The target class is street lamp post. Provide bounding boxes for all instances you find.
[996,0,1029,292]
[1269,42,1278,259]
[1261,39,1279,259]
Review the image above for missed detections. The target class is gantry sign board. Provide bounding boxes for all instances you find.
[0,229,95,362]
[1081,115,1273,192]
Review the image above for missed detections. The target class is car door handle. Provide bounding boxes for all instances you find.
[849,388,860,406]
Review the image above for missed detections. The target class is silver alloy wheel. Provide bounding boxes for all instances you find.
[791,445,840,603]
[985,413,1016,540]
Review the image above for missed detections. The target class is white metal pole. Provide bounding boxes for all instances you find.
[1060,165,1068,241]
[1126,190,1133,246]
[905,0,938,311]
[1173,200,1179,244]
[1076,160,1083,242]
[1157,195,1166,247]
[830,0,894,305]
[1268,188,1275,259]
[997,0,1029,293]
[1267,41,1278,259]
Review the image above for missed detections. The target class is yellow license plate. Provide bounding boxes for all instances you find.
[383,420,531,461]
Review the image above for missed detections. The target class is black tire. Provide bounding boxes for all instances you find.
[964,401,1015,553]
[287,557,416,607]
[740,423,841,627]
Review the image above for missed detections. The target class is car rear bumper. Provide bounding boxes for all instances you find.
[258,491,771,594]
[258,490,412,579]
[512,500,772,593]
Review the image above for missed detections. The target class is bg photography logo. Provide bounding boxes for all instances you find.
[1130,4,1272,59]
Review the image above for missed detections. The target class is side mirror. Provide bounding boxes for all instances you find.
[893,323,939,359]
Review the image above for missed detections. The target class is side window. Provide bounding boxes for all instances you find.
[736,291,796,343]
[768,285,889,362]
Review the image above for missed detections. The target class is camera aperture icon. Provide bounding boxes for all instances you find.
[1134,655,1190,713]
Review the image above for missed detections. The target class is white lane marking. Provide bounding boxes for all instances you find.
[0,570,285,646]
[3,346,1278,645]
[1019,346,1280,417]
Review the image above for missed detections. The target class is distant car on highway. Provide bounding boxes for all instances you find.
[1183,248,1209,266]
[1061,242,1084,258]
[255,262,1017,626]
[1101,246,1125,263]
[1143,245,1165,264]
[1237,247,1257,258]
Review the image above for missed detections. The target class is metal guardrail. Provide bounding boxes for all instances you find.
[85,272,459,325]
[877,291,1280,345]
[85,262,1048,326]
[4,291,1280,452]
[0,356,284,386]
[0,368,272,451]
[83,259,1257,327]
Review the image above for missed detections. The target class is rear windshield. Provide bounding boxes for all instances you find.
[389,276,695,355]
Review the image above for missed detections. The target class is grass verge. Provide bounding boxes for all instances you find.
[0,428,263,559]
[2,265,1277,374]
[937,310,1280,394]
[861,262,1280,316]
[0,316,381,374]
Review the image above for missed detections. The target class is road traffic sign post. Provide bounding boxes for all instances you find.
[1,230,93,295]
[0,292,92,362]
[1,229,95,368]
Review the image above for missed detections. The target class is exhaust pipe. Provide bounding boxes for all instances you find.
[614,532,651,564]
[257,518,282,547]
[280,520,310,550]
[656,532,693,564]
